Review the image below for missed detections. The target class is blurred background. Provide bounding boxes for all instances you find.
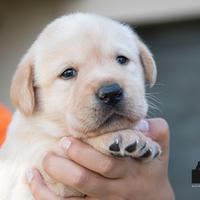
[1,0,200,199]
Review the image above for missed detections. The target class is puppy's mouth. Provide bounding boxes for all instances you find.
[70,99,145,136]
[101,112,129,125]
[95,110,137,134]
[101,113,123,126]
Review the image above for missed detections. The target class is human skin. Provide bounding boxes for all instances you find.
[26,118,175,200]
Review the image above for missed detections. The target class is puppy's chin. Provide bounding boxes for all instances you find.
[68,112,141,138]
[94,114,138,134]
[67,101,147,138]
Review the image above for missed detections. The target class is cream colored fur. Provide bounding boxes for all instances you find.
[0,13,159,199]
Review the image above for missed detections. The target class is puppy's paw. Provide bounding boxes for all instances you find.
[86,130,161,162]
[107,130,161,161]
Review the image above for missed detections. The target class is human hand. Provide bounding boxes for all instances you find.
[27,118,175,200]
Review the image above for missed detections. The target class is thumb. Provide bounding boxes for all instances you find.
[136,118,170,158]
[147,118,170,158]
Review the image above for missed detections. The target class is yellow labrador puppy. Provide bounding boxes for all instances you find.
[0,13,161,199]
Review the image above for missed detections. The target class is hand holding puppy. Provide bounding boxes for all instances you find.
[27,118,175,200]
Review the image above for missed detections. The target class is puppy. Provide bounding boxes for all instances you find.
[0,13,161,199]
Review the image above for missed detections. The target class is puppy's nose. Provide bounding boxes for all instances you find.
[97,83,123,106]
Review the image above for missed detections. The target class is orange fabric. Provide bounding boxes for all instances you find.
[0,104,12,145]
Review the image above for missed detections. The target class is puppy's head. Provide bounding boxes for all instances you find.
[10,13,156,137]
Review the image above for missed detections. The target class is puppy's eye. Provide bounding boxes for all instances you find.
[60,68,77,80]
[116,55,129,65]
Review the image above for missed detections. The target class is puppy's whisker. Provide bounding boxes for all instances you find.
[146,93,162,116]
[146,95,161,106]
[145,82,165,88]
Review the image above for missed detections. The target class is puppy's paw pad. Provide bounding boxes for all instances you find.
[125,141,138,153]
[109,140,120,152]
[139,148,152,158]
[107,134,139,157]
[137,140,162,161]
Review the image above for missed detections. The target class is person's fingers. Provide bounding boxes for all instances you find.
[43,153,114,198]
[146,118,170,158]
[26,168,68,200]
[59,137,126,178]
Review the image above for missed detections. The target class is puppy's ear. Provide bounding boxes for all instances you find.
[10,48,35,116]
[138,40,157,87]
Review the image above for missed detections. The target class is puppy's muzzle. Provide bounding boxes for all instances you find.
[96,83,123,106]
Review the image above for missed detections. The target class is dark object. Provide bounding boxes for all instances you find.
[97,84,123,106]
[109,141,120,152]
[192,161,200,184]
[140,149,152,158]
[125,142,137,153]
[116,55,129,65]
[195,161,200,170]
[60,68,77,80]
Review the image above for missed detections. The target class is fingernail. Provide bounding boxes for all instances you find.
[135,119,149,132]
[26,168,34,183]
[60,137,71,151]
